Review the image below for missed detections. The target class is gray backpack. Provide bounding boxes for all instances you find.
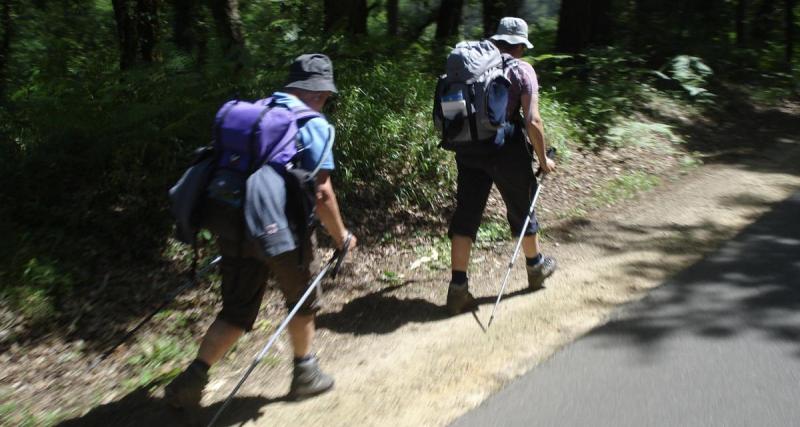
[433,40,515,151]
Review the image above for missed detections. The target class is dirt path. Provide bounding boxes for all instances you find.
[18,98,796,427]
[181,124,800,426]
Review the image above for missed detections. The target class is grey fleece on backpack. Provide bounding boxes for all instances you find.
[244,164,297,258]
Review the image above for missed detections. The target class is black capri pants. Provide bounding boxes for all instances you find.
[448,123,540,241]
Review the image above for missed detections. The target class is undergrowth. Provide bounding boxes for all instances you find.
[0,16,769,336]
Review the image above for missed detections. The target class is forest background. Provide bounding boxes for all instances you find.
[0,0,798,412]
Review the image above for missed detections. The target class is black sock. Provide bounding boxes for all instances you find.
[294,354,315,364]
[191,359,210,373]
[526,254,543,266]
[451,270,468,285]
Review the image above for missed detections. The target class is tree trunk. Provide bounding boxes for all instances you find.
[589,0,613,46]
[0,0,11,100]
[136,0,159,63]
[325,0,367,35]
[404,8,439,42]
[435,0,464,40]
[555,0,590,53]
[352,0,368,34]
[788,0,795,68]
[555,0,612,53]
[483,0,524,37]
[387,0,399,36]
[752,0,777,41]
[209,0,245,60]
[112,0,138,69]
[324,0,344,32]
[736,0,748,46]
[172,0,199,52]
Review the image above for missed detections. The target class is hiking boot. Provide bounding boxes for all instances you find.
[446,282,477,315]
[164,363,209,409]
[289,356,334,401]
[527,256,557,290]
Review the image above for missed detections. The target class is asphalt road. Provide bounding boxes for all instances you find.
[452,192,800,427]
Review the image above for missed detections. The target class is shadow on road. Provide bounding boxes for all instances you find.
[585,192,800,358]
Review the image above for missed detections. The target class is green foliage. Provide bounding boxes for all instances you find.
[476,219,511,247]
[1,258,74,326]
[533,47,650,144]
[606,120,683,149]
[380,270,404,285]
[538,93,580,159]
[411,237,450,271]
[651,55,715,100]
[588,172,661,209]
[124,336,197,390]
[0,392,69,427]
[325,58,453,210]
[0,0,794,343]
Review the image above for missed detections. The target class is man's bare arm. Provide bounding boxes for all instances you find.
[521,92,555,173]
[315,171,356,250]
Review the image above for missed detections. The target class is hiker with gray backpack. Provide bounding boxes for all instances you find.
[165,53,357,409]
[433,17,557,315]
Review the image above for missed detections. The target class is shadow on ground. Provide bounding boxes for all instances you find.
[316,282,539,335]
[585,192,800,357]
[646,83,800,174]
[55,385,289,427]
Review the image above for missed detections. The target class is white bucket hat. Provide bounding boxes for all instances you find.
[490,17,533,49]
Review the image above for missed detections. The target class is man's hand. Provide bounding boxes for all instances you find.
[336,231,358,252]
[539,155,557,175]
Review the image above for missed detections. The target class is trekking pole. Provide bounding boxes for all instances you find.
[207,234,352,427]
[486,148,555,330]
[89,255,222,369]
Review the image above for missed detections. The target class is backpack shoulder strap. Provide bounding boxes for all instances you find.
[501,54,519,72]
[248,103,274,173]
[292,107,322,123]
[289,108,331,177]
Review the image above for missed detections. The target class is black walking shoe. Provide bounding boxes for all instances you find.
[164,363,209,409]
[289,356,334,401]
[527,256,557,290]
[446,282,477,315]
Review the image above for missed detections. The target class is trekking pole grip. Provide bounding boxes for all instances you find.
[535,147,557,178]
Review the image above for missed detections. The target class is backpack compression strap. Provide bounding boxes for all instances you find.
[248,100,274,174]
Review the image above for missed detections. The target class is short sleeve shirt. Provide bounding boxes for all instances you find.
[271,91,335,171]
[504,54,539,120]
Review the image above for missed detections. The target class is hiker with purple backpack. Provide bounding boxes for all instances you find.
[165,54,356,409]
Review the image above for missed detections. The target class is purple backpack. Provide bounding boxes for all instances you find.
[206,98,320,209]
